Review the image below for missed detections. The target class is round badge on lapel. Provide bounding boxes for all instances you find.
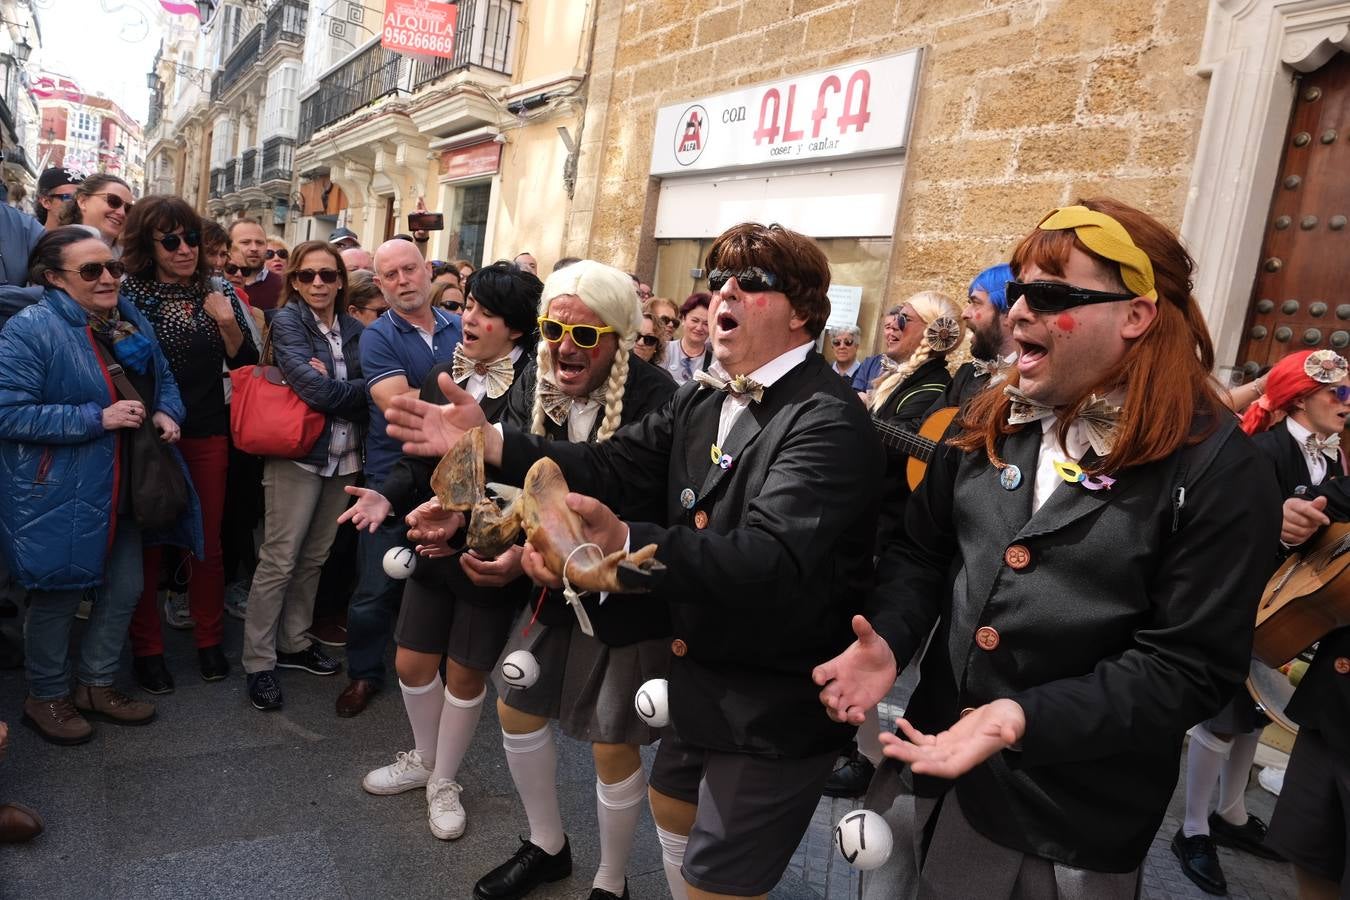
[694,510,709,529]
[1335,656,1350,675]
[999,465,1022,490]
[679,488,696,510]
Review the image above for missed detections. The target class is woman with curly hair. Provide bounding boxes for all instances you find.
[118,196,258,692]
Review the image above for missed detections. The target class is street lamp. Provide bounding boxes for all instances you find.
[13,36,30,65]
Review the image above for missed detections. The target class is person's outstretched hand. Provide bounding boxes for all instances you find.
[812,615,898,724]
[879,699,1026,779]
[385,373,494,460]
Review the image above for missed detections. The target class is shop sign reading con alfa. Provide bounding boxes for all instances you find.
[649,49,922,176]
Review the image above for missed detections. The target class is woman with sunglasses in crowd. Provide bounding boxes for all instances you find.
[57,174,134,252]
[829,324,862,380]
[119,196,258,693]
[643,295,679,343]
[429,280,465,314]
[661,291,712,385]
[265,238,289,277]
[242,241,367,711]
[344,270,390,327]
[0,227,198,745]
[633,312,667,368]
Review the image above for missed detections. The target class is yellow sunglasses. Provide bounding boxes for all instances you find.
[537,317,616,349]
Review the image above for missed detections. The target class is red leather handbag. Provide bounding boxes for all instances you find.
[228,332,325,458]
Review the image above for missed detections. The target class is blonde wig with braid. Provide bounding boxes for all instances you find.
[869,291,964,413]
[530,260,642,442]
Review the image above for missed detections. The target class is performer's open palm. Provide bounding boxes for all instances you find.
[813,616,898,724]
[386,373,493,459]
[880,699,1026,779]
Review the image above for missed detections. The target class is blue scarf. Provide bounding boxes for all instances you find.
[88,306,153,374]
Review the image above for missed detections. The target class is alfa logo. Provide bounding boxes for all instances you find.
[674,104,708,166]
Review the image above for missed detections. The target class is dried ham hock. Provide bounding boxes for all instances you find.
[431,427,665,594]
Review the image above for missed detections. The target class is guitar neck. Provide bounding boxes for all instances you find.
[872,417,937,461]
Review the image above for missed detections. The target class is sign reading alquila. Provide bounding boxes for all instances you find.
[649,49,922,176]
[382,0,459,59]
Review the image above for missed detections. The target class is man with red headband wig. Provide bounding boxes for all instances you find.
[814,199,1282,898]
[1173,349,1349,894]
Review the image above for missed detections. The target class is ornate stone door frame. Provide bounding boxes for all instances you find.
[1184,0,1350,367]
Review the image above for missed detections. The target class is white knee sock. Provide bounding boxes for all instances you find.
[1216,731,1261,826]
[502,725,566,855]
[431,687,484,786]
[655,824,690,900]
[1183,724,1229,837]
[593,767,646,894]
[400,676,444,767]
[856,707,883,765]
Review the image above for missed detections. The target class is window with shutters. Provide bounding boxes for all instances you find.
[210,114,234,168]
[262,63,300,139]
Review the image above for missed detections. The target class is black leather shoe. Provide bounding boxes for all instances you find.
[472,837,572,900]
[1172,829,1227,895]
[588,883,628,900]
[1208,812,1283,861]
[133,655,175,695]
[822,750,876,799]
[247,670,283,711]
[198,645,229,682]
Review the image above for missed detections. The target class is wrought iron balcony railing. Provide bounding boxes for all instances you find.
[216,23,263,100]
[260,136,294,185]
[239,148,258,189]
[261,0,307,55]
[413,0,519,88]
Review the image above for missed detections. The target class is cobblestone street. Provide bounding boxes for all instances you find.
[0,620,1299,899]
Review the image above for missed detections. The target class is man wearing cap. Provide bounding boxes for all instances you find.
[385,224,883,899]
[330,227,360,252]
[34,167,82,229]
[814,199,1280,898]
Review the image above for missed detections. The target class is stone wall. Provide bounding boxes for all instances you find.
[576,0,1210,314]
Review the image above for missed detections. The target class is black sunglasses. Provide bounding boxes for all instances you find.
[266,248,289,260]
[636,334,660,347]
[887,313,909,332]
[61,260,127,281]
[441,300,464,313]
[156,231,200,252]
[223,263,242,276]
[831,338,855,347]
[656,315,679,328]
[47,190,77,202]
[357,304,390,316]
[91,192,133,212]
[708,266,781,294]
[294,268,340,284]
[1006,280,1136,313]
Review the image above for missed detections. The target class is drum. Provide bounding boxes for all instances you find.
[1245,653,1312,736]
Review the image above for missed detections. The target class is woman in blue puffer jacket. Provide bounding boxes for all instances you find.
[0,227,202,747]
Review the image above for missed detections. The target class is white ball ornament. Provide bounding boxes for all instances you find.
[633,678,670,728]
[500,650,540,689]
[834,809,893,870]
[382,546,417,580]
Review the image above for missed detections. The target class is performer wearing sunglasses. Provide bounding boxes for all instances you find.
[120,196,258,692]
[384,226,882,899]
[814,200,1281,898]
[1166,349,1350,894]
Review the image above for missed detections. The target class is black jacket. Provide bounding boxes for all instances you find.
[872,355,952,552]
[868,416,1281,872]
[497,351,884,757]
[268,303,367,468]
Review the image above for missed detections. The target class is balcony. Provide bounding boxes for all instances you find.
[298,41,403,145]
[299,0,519,144]
[239,148,257,190]
[214,23,263,101]
[413,0,519,88]
[261,0,306,56]
[260,136,294,187]
[222,158,237,195]
[209,166,225,200]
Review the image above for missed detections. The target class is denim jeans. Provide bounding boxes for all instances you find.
[344,519,407,686]
[24,520,144,700]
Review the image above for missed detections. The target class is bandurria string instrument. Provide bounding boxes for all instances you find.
[871,406,958,490]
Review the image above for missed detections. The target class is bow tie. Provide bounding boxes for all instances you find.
[537,373,607,427]
[693,368,765,404]
[1305,433,1341,460]
[451,346,515,399]
[1004,385,1123,456]
[972,354,1015,380]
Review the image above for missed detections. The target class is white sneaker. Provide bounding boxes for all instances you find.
[426,778,466,840]
[362,749,432,795]
[162,590,194,630]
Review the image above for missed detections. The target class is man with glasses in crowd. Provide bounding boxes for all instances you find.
[228,219,282,311]
[34,167,81,229]
[815,201,1281,898]
[385,223,882,900]
[338,239,461,718]
[828,324,862,380]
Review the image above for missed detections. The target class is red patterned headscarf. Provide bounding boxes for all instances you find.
[1239,349,1349,435]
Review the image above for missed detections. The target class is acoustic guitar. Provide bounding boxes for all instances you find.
[1253,521,1350,667]
[871,407,959,490]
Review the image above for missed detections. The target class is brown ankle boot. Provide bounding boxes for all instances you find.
[73,684,155,725]
[0,803,44,843]
[21,696,92,745]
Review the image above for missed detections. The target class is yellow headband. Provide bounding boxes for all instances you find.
[1037,206,1158,302]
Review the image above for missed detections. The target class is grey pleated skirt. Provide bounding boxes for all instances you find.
[492,607,670,746]
[859,760,1141,900]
